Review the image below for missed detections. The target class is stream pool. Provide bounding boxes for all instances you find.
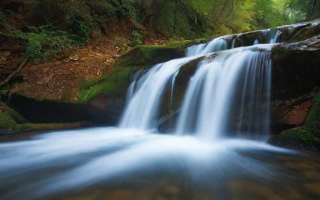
[1,128,320,200]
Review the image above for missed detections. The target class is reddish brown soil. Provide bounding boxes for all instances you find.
[2,19,167,102]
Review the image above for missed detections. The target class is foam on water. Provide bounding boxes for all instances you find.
[0,128,294,200]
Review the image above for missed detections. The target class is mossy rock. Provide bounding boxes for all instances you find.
[289,23,320,43]
[0,112,18,129]
[79,67,133,103]
[305,92,320,136]
[115,40,202,68]
[270,91,320,151]
[0,110,88,135]
[0,102,28,123]
[269,129,320,151]
[115,45,181,68]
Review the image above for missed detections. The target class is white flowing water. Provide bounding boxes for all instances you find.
[176,45,272,140]
[186,36,229,56]
[121,28,277,137]
[119,57,196,130]
[120,34,233,130]
[270,30,283,44]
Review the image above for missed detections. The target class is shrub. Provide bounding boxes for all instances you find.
[10,25,74,58]
[130,29,144,46]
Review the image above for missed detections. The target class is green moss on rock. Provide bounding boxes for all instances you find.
[0,102,28,123]
[269,129,320,151]
[115,40,202,68]
[281,129,320,146]
[305,92,320,136]
[115,45,182,68]
[79,67,133,103]
[0,111,89,135]
[289,24,320,43]
[270,92,320,151]
[0,112,18,128]
[0,102,89,135]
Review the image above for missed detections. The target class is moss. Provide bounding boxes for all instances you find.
[20,122,88,132]
[115,45,183,68]
[0,113,18,128]
[269,129,320,151]
[305,92,320,135]
[10,26,76,59]
[0,111,88,135]
[269,92,320,151]
[115,40,203,68]
[289,24,320,43]
[0,102,28,123]
[78,67,133,103]
[281,129,320,146]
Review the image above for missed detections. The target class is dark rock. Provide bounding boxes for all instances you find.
[271,35,320,99]
[269,128,320,151]
[9,94,124,126]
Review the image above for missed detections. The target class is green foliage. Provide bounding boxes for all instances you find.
[0,10,11,32]
[130,29,144,46]
[2,0,315,59]
[10,25,74,58]
[284,0,320,22]
[305,92,320,135]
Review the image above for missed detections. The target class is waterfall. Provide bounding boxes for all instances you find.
[121,29,278,137]
[120,37,230,130]
[186,36,229,56]
[119,57,196,130]
[176,45,272,140]
[270,30,282,44]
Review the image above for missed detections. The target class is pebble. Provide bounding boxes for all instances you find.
[63,58,70,63]
[69,55,80,61]
[54,61,62,65]
[43,67,50,73]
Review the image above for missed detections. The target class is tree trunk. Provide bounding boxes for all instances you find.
[311,0,317,18]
